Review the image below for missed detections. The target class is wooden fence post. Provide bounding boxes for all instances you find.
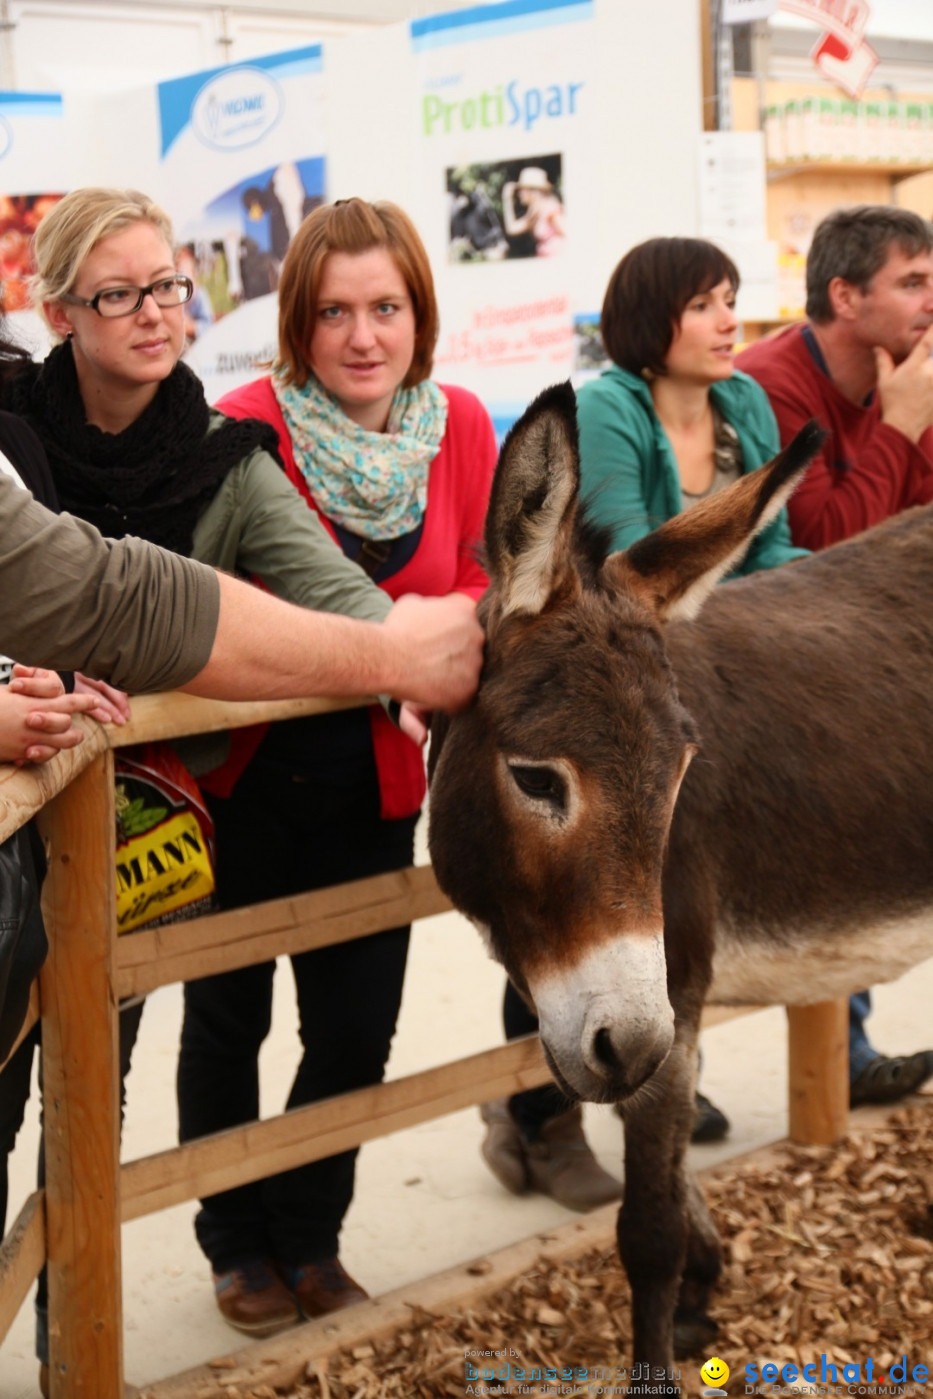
[38,749,123,1398]
[787,998,849,1145]
[0,689,864,1391]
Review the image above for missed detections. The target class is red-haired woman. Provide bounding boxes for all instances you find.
[178,198,498,1334]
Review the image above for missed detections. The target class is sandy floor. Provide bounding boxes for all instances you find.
[3,825,932,1396]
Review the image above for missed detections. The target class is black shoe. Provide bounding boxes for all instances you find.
[691,1091,730,1144]
[850,1050,933,1107]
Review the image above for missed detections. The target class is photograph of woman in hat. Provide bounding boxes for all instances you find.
[502,161,565,258]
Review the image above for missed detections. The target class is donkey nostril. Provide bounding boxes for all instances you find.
[592,1026,619,1071]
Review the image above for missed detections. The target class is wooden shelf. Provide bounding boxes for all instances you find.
[767,160,932,182]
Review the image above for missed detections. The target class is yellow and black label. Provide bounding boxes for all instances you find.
[116,809,215,934]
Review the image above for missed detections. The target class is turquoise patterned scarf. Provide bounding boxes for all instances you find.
[272,370,447,541]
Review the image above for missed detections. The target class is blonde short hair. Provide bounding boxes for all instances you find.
[31,187,174,308]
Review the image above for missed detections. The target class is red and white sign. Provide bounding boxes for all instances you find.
[778,0,878,98]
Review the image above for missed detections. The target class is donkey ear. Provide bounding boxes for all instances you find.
[484,381,581,624]
[602,421,825,624]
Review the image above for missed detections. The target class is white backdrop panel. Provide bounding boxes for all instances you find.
[0,0,704,428]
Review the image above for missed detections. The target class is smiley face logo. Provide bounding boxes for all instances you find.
[701,1357,730,1390]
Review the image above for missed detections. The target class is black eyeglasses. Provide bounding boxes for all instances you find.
[61,274,194,319]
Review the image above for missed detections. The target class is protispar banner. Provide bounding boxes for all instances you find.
[410,0,595,438]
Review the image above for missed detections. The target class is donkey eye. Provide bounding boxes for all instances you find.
[509,763,566,808]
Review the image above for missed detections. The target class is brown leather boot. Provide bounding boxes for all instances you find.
[284,1258,368,1319]
[212,1258,300,1336]
[523,1106,623,1212]
[479,1098,529,1194]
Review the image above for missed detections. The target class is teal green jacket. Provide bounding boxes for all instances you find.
[575,365,807,575]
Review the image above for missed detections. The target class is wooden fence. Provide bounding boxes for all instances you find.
[0,694,849,1397]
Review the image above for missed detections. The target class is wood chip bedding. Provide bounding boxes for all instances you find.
[162,1102,933,1398]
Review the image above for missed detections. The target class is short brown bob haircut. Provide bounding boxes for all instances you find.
[276,197,439,390]
[600,236,740,378]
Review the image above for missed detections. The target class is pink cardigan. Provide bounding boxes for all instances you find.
[207,377,496,819]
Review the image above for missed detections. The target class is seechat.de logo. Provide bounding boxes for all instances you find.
[191,67,283,151]
[701,1356,730,1396]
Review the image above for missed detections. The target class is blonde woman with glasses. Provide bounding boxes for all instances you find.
[0,187,477,1388]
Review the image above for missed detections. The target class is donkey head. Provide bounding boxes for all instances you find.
[428,383,822,1103]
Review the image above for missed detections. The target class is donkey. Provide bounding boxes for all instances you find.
[428,383,933,1392]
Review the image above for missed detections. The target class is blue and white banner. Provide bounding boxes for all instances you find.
[0,2,703,429]
[148,46,327,403]
[0,93,68,353]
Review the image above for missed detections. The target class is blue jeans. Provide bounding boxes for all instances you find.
[849,990,876,1080]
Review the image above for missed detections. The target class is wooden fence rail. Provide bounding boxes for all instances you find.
[0,693,849,1397]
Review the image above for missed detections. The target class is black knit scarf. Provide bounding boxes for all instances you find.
[4,342,282,555]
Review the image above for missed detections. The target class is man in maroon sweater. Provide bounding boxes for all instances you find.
[738,203,933,1108]
[738,204,933,551]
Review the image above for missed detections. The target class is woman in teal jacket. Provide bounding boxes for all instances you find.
[574,239,802,1140]
[575,236,806,573]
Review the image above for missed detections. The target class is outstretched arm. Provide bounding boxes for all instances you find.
[184,578,483,713]
[0,475,483,710]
